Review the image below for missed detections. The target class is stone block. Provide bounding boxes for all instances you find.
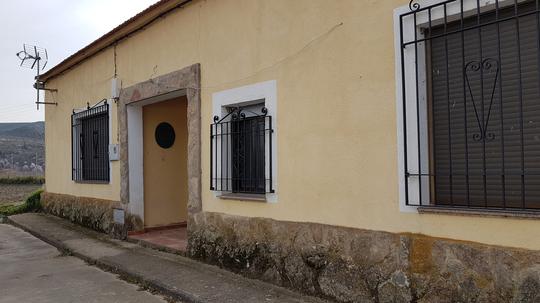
[189,211,540,303]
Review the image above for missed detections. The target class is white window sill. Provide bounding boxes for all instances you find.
[74,180,110,185]
[418,206,540,220]
[217,193,266,202]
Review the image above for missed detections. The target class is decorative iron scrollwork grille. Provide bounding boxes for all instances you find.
[210,106,274,194]
[71,102,109,182]
[400,0,540,210]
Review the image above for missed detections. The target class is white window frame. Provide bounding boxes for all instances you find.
[393,0,511,212]
[212,80,278,203]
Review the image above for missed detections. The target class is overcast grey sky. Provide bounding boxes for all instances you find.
[0,0,159,122]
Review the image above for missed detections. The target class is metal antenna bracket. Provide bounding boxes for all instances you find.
[16,44,58,109]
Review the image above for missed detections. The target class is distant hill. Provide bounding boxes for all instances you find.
[0,122,44,175]
[0,122,44,140]
[0,123,30,132]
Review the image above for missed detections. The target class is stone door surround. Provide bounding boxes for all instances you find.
[118,64,201,221]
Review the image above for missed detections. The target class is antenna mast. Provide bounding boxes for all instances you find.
[16,44,58,109]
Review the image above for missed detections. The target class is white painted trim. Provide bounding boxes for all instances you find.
[127,105,144,219]
[127,89,187,107]
[212,80,278,203]
[108,102,113,182]
[393,0,509,212]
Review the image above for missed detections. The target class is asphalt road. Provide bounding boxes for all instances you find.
[0,224,167,303]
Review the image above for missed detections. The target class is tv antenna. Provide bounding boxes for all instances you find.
[16,44,58,109]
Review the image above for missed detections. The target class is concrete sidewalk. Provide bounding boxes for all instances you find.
[8,213,326,303]
[0,224,167,303]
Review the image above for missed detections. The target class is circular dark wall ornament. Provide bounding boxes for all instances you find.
[155,122,175,149]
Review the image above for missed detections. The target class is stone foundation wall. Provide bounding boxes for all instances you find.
[41,192,143,237]
[189,211,540,303]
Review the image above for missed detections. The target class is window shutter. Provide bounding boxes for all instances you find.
[429,1,540,208]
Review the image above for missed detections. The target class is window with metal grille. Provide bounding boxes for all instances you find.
[210,105,274,195]
[399,0,540,210]
[71,102,110,182]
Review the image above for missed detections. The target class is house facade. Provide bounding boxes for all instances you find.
[40,0,540,301]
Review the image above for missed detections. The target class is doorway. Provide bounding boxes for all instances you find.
[120,64,201,252]
[142,96,188,228]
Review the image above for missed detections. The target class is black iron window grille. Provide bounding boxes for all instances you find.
[400,0,540,210]
[210,106,274,195]
[71,102,110,182]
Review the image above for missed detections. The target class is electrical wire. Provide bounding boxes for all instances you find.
[22,20,344,113]
[0,102,38,110]
[0,106,40,114]
[118,21,344,92]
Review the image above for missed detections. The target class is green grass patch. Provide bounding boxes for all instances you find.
[0,189,43,216]
[0,176,45,185]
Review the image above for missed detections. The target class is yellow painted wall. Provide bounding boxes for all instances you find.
[44,48,120,201]
[143,97,188,227]
[44,0,540,250]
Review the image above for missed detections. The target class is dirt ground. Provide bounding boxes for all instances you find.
[0,184,42,205]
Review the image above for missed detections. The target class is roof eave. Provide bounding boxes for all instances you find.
[39,0,192,82]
